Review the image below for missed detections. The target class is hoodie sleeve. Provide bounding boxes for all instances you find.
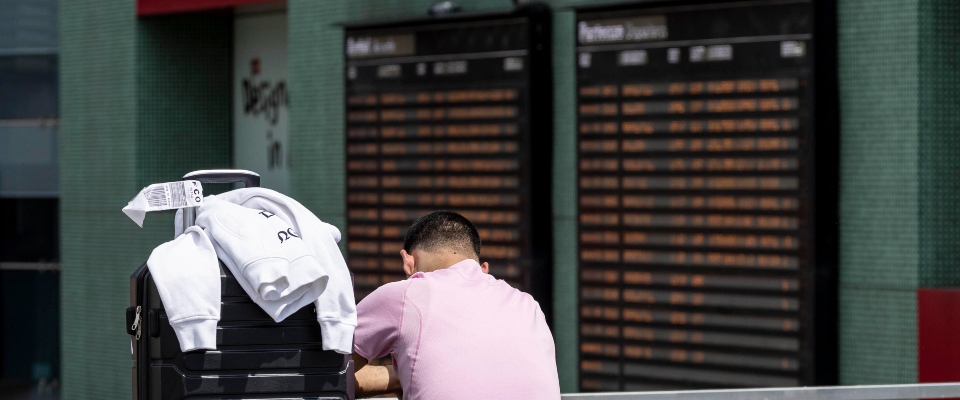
[146,226,221,352]
[313,222,358,354]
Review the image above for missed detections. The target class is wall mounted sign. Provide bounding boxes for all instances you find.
[576,0,837,391]
[343,6,554,315]
[234,12,289,194]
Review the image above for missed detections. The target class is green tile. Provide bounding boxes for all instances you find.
[838,285,917,384]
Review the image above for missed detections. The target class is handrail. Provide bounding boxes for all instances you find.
[0,262,61,272]
[560,382,960,400]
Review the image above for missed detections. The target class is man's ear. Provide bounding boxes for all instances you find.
[401,249,416,277]
[480,261,489,274]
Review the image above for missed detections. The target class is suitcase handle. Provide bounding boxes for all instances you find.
[179,170,261,229]
[182,169,260,188]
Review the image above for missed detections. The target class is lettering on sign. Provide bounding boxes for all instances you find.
[242,58,288,171]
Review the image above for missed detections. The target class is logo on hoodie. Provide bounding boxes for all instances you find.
[277,228,300,243]
[258,210,299,243]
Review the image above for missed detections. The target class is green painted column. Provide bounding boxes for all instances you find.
[838,0,920,385]
[551,9,580,393]
[60,5,232,398]
[838,0,960,384]
[60,2,139,397]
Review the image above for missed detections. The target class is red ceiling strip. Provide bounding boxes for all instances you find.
[137,0,277,16]
[918,288,960,384]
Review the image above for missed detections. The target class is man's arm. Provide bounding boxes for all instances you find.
[352,280,409,398]
[353,353,402,398]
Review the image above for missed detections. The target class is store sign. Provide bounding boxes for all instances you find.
[234,13,289,193]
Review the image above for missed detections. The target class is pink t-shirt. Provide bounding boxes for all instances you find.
[353,259,561,400]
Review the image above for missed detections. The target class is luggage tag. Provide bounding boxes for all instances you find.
[122,180,204,227]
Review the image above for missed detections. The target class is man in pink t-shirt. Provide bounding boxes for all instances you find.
[352,211,560,399]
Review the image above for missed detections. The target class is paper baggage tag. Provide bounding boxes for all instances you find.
[123,180,204,227]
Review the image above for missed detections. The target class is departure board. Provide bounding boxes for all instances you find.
[344,6,553,310]
[576,0,837,391]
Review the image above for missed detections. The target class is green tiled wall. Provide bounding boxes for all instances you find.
[839,0,960,384]
[136,15,233,188]
[838,0,920,384]
[60,4,231,398]
[60,1,139,398]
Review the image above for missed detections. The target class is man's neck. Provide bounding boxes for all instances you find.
[416,251,475,273]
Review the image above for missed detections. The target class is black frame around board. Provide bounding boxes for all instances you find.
[342,5,554,323]
[574,0,838,390]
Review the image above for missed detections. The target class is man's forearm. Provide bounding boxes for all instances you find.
[355,364,401,397]
[354,354,402,398]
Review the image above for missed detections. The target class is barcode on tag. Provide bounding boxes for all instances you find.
[144,186,169,208]
[123,180,204,226]
[169,182,187,208]
[137,181,203,212]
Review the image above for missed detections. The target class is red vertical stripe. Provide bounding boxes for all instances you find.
[137,0,278,16]
[918,288,960,383]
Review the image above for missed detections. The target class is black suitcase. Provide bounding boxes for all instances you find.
[125,170,355,400]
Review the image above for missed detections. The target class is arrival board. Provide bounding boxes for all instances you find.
[576,0,835,391]
[344,6,553,310]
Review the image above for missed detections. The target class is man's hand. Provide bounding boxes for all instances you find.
[354,353,402,399]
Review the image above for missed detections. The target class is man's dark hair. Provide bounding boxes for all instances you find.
[403,210,481,257]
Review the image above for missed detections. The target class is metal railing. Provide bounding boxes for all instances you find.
[0,262,61,271]
[560,383,960,400]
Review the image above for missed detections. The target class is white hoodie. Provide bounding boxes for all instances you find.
[166,188,357,354]
[146,226,221,352]
[212,188,357,354]
[196,197,326,320]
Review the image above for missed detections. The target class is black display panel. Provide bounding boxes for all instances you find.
[344,6,553,313]
[576,0,837,391]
